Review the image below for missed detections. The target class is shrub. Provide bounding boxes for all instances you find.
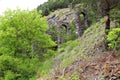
[0,9,56,58]
[107,27,120,50]
[0,55,39,80]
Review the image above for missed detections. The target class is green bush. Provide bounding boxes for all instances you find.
[43,49,56,58]
[107,27,120,50]
[0,9,56,58]
[37,0,81,16]
[0,55,39,80]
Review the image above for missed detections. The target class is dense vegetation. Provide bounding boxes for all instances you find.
[37,0,81,16]
[0,9,56,80]
[0,0,120,80]
[107,27,120,50]
[37,0,120,79]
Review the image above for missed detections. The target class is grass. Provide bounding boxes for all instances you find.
[38,58,54,76]
[58,21,106,68]
[38,21,106,79]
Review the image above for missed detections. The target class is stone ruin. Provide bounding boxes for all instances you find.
[47,8,90,48]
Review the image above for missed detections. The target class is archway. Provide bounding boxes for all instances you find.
[59,23,70,43]
[74,10,89,37]
[57,22,71,47]
[80,10,89,29]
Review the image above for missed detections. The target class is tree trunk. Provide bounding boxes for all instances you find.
[105,0,110,34]
[105,0,110,49]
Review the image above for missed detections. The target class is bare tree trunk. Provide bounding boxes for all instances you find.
[105,0,110,49]
[105,0,110,34]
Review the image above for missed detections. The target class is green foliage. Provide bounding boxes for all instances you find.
[60,39,79,49]
[84,27,91,34]
[84,18,105,34]
[0,9,56,58]
[48,26,58,43]
[0,9,57,80]
[37,0,81,16]
[59,21,105,68]
[61,22,76,43]
[38,58,54,75]
[100,17,106,23]
[70,72,79,80]
[68,22,76,40]
[110,8,120,27]
[107,28,120,50]
[49,22,76,44]
[43,49,56,58]
[0,55,39,80]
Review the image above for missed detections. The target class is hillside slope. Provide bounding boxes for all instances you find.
[39,20,120,80]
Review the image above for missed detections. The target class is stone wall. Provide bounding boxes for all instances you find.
[47,8,90,47]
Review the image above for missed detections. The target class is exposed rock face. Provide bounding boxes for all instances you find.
[47,8,90,48]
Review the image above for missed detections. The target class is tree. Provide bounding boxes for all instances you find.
[37,0,75,16]
[0,55,39,80]
[79,0,120,34]
[0,9,56,58]
[92,1,119,30]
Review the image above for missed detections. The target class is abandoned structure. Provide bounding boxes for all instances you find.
[47,8,90,48]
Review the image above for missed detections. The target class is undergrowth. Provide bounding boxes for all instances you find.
[39,21,106,79]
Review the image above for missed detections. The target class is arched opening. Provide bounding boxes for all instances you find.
[74,10,89,37]
[60,24,69,43]
[81,11,89,29]
[80,12,85,28]
[80,12,85,20]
